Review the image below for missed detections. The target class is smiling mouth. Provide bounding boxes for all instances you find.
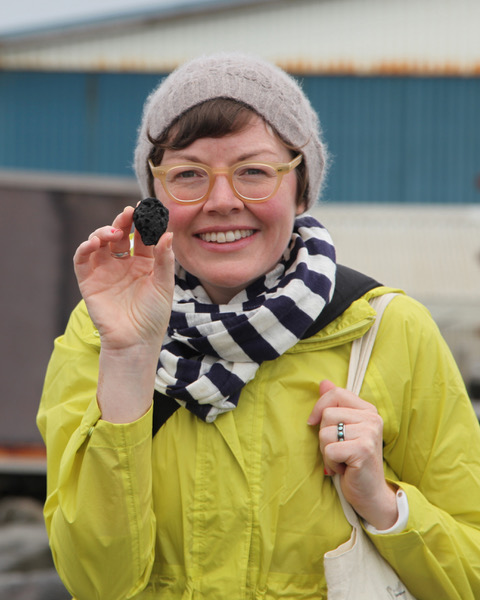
[198,229,255,244]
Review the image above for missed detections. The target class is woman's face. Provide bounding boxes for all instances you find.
[154,115,304,304]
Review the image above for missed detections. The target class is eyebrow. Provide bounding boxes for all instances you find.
[164,149,281,164]
[237,150,279,162]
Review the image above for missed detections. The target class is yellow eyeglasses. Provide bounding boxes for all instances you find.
[148,154,303,204]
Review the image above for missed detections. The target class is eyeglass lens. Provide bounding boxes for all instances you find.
[165,163,279,202]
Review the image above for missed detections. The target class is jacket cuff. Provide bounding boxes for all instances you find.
[363,488,409,535]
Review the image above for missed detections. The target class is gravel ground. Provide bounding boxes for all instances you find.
[0,497,70,600]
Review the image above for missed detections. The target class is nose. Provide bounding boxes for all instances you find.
[202,174,244,214]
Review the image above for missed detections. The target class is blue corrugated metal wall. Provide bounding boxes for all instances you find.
[303,76,480,203]
[1,71,479,203]
[0,71,162,174]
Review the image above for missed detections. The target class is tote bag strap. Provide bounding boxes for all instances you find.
[346,293,398,396]
[335,292,399,527]
[326,292,417,600]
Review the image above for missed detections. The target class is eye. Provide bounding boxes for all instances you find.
[235,164,275,179]
[167,166,208,183]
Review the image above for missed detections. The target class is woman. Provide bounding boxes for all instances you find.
[38,53,480,600]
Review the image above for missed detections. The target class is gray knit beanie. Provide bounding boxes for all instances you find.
[134,52,328,209]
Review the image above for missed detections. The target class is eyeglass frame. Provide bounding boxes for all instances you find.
[148,154,303,204]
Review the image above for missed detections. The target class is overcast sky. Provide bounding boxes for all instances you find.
[0,0,191,35]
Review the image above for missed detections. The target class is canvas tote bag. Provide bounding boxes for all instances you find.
[324,293,417,600]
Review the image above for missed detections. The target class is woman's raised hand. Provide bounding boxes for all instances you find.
[73,205,175,354]
[308,380,398,530]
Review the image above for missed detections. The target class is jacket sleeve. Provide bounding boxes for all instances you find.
[365,294,480,600]
[37,301,156,600]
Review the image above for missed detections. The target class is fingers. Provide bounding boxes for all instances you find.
[110,206,134,255]
[74,205,175,282]
[319,378,336,397]
[74,236,100,282]
[86,227,123,247]
[74,208,133,285]
[80,205,173,263]
[87,205,133,241]
[112,205,134,230]
[91,206,134,256]
[309,382,390,520]
[76,207,133,267]
[308,380,383,476]
[73,237,101,287]
[320,416,383,473]
[307,380,375,426]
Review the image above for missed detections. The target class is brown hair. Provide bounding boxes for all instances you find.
[147,98,308,209]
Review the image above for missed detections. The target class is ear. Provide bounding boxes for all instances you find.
[295,200,308,215]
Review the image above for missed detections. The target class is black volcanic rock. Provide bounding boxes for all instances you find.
[133,197,169,246]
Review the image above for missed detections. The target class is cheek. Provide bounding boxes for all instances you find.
[153,182,189,233]
[152,179,163,200]
[254,191,298,233]
[164,207,186,233]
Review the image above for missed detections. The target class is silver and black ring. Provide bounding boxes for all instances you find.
[111,251,131,259]
[337,422,345,442]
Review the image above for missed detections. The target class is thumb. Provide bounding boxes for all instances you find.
[307,379,337,426]
[319,379,336,396]
[152,232,175,295]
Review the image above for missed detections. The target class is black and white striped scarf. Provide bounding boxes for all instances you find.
[155,215,336,422]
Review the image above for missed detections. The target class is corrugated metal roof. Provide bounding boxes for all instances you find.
[0,0,275,39]
[1,0,479,75]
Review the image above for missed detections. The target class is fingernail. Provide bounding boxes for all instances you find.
[324,468,330,476]
[166,232,173,250]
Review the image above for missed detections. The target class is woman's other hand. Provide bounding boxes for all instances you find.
[308,380,398,530]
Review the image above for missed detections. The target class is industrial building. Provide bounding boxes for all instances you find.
[2,0,480,203]
[1,0,479,450]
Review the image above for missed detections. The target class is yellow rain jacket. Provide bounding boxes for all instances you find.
[38,288,480,600]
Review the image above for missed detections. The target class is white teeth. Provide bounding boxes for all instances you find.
[199,229,254,243]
